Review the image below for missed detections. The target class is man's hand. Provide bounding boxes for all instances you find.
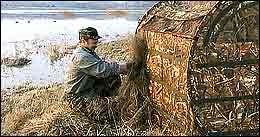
[105,58,113,63]
[119,62,128,74]
[119,61,134,74]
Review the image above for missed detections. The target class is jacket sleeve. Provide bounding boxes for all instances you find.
[77,54,120,78]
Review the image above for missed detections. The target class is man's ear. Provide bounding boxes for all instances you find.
[79,38,86,44]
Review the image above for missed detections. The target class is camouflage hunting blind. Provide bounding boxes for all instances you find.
[136,1,259,136]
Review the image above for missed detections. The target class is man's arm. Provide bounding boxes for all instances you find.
[77,54,127,78]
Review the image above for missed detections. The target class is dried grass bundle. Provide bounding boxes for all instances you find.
[118,35,151,129]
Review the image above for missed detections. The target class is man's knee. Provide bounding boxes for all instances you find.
[107,75,121,87]
[98,75,121,97]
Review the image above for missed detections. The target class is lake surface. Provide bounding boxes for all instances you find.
[1,9,145,89]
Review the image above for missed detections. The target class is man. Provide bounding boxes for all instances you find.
[63,27,132,116]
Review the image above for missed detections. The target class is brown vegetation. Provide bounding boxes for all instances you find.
[1,57,31,67]
[1,35,172,136]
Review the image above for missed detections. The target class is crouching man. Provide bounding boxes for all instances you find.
[63,27,132,121]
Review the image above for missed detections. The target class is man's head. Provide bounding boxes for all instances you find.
[79,27,102,50]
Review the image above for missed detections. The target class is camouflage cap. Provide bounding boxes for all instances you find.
[79,27,102,40]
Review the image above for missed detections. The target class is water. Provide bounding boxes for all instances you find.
[1,17,139,50]
[1,9,144,89]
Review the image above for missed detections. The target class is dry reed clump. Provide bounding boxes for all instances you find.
[115,35,163,134]
[95,33,134,62]
[1,85,107,136]
[118,34,150,124]
[47,44,77,62]
[47,45,60,62]
[1,85,65,135]
[1,57,31,67]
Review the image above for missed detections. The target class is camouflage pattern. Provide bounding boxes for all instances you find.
[79,27,102,40]
[63,46,122,114]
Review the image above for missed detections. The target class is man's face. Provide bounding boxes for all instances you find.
[80,38,99,50]
[87,38,98,49]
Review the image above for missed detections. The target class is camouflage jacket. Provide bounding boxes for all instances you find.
[64,47,120,98]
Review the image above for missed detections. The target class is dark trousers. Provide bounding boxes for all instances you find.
[65,75,122,123]
[94,75,121,97]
